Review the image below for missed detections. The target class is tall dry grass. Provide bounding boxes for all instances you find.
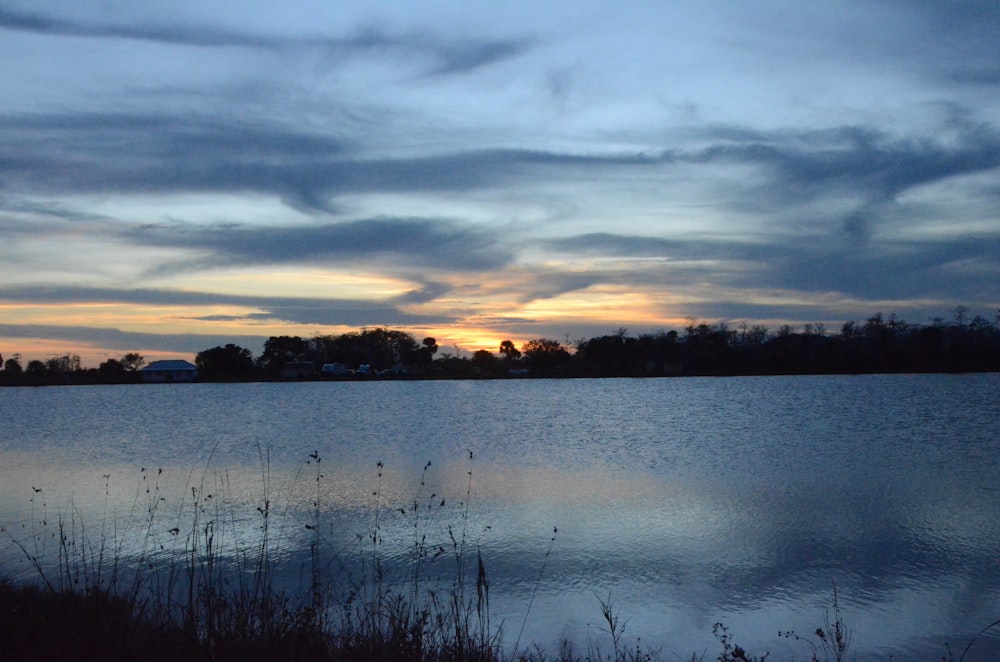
[3,448,997,661]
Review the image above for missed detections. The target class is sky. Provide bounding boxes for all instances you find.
[2,1,999,366]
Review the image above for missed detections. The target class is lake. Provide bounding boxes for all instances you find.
[1,374,998,659]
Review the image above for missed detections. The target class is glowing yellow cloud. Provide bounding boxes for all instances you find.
[158,267,416,300]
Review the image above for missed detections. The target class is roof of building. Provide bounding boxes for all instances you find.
[142,359,198,371]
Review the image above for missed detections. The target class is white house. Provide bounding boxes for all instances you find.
[141,359,198,383]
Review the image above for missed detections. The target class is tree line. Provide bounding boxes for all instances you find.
[0,351,147,386]
[2,308,999,385]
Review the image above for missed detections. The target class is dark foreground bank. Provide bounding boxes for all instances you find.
[4,579,998,662]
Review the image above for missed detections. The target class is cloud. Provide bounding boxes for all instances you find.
[0,110,669,207]
[121,217,514,273]
[0,285,227,307]
[950,67,1000,86]
[17,104,995,243]
[1,112,350,175]
[391,281,453,305]
[544,233,766,261]
[0,195,114,224]
[697,121,1000,206]
[540,228,1000,307]
[518,272,604,303]
[0,7,278,48]
[0,284,457,327]
[770,236,1000,301]
[424,36,532,76]
[0,7,530,75]
[674,121,1000,251]
[0,322,268,356]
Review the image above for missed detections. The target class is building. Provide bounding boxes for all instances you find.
[141,359,199,383]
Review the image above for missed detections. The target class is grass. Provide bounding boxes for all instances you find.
[1,451,997,661]
[0,448,512,661]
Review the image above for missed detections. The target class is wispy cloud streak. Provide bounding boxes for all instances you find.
[0,7,530,74]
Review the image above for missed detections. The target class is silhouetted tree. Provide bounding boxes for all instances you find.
[499,340,521,362]
[434,355,475,378]
[45,354,81,374]
[99,358,125,375]
[411,336,438,372]
[121,352,145,371]
[314,328,419,372]
[680,322,735,374]
[521,338,571,373]
[953,305,969,327]
[470,349,497,375]
[576,332,641,375]
[259,336,309,377]
[633,330,682,375]
[741,325,769,346]
[196,344,256,380]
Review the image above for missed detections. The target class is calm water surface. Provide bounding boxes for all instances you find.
[1,375,998,659]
